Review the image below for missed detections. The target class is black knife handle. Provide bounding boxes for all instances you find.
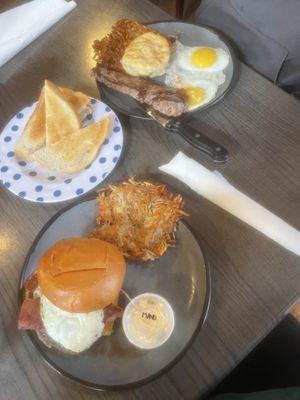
[165,121,229,162]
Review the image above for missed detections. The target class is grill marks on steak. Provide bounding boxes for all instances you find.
[144,86,187,118]
[95,65,144,101]
[93,65,188,117]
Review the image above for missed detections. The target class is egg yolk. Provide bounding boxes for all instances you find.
[191,48,217,68]
[184,87,206,106]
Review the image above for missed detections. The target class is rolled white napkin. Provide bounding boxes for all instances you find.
[159,152,300,256]
[0,0,77,68]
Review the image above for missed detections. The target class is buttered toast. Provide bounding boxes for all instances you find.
[15,81,93,162]
[33,117,110,173]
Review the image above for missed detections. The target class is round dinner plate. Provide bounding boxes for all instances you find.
[18,196,210,390]
[98,21,237,119]
[0,99,123,203]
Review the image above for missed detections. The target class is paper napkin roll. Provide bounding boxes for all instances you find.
[159,152,300,256]
[0,0,77,68]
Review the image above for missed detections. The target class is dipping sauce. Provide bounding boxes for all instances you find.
[122,293,174,349]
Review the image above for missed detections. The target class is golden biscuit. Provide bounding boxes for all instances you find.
[121,32,170,77]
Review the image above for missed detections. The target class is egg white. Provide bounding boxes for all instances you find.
[165,69,226,87]
[40,295,105,353]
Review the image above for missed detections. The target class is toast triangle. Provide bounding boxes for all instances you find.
[33,117,110,173]
[44,80,80,145]
[15,89,46,161]
[59,87,93,120]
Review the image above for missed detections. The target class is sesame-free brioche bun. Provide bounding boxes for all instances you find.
[37,237,126,313]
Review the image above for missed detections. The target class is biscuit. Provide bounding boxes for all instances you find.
[121,32,170,77]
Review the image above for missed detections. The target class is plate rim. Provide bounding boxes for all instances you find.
[0,98,124,203]
[98,19,239,120]
[17,193,211,391]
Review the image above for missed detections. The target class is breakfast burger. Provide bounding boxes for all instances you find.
[18,237,126,353]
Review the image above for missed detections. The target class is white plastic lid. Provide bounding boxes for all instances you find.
[122,293,175,350]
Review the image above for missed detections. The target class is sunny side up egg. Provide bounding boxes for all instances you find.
[165,74,218,111]
[175,44,230,73]
[40,295,105,353]
[165,42,228,86]
[183,81,218,110]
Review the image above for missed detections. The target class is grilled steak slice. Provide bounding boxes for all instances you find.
[93,65,188,117]
[144,86,187,118]
[95,65,145,101]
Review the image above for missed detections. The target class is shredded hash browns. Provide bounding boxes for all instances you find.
[89,178,187,260]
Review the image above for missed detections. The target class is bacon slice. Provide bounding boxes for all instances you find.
[103,303,123,324]
[18,297,43,331]
[23,273,38,298]
[102,303,123,337]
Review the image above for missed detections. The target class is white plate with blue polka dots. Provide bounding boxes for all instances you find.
[0,98,123,203]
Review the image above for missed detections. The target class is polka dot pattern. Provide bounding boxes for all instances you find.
[35,185,43,192]
[0,98,123,203]
[89,176,97,183]
[53,190,61,197]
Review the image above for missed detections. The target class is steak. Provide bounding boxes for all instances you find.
[93,65,188,117]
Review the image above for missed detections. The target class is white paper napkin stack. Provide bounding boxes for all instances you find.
[159,152,300,256]
[0,0,77,68]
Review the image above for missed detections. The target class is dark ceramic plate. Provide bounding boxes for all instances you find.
[98,21,237,119]
[18,195,210,390]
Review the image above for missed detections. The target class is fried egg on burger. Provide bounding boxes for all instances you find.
[18,238,125,353]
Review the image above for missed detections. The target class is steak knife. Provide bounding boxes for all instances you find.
[146,108,229,162]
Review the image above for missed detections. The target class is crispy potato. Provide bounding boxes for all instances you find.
[89,178,187,261]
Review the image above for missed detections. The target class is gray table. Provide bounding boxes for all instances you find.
[0,1,299,399]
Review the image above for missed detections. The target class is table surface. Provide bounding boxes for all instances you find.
[0,1,300,399]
